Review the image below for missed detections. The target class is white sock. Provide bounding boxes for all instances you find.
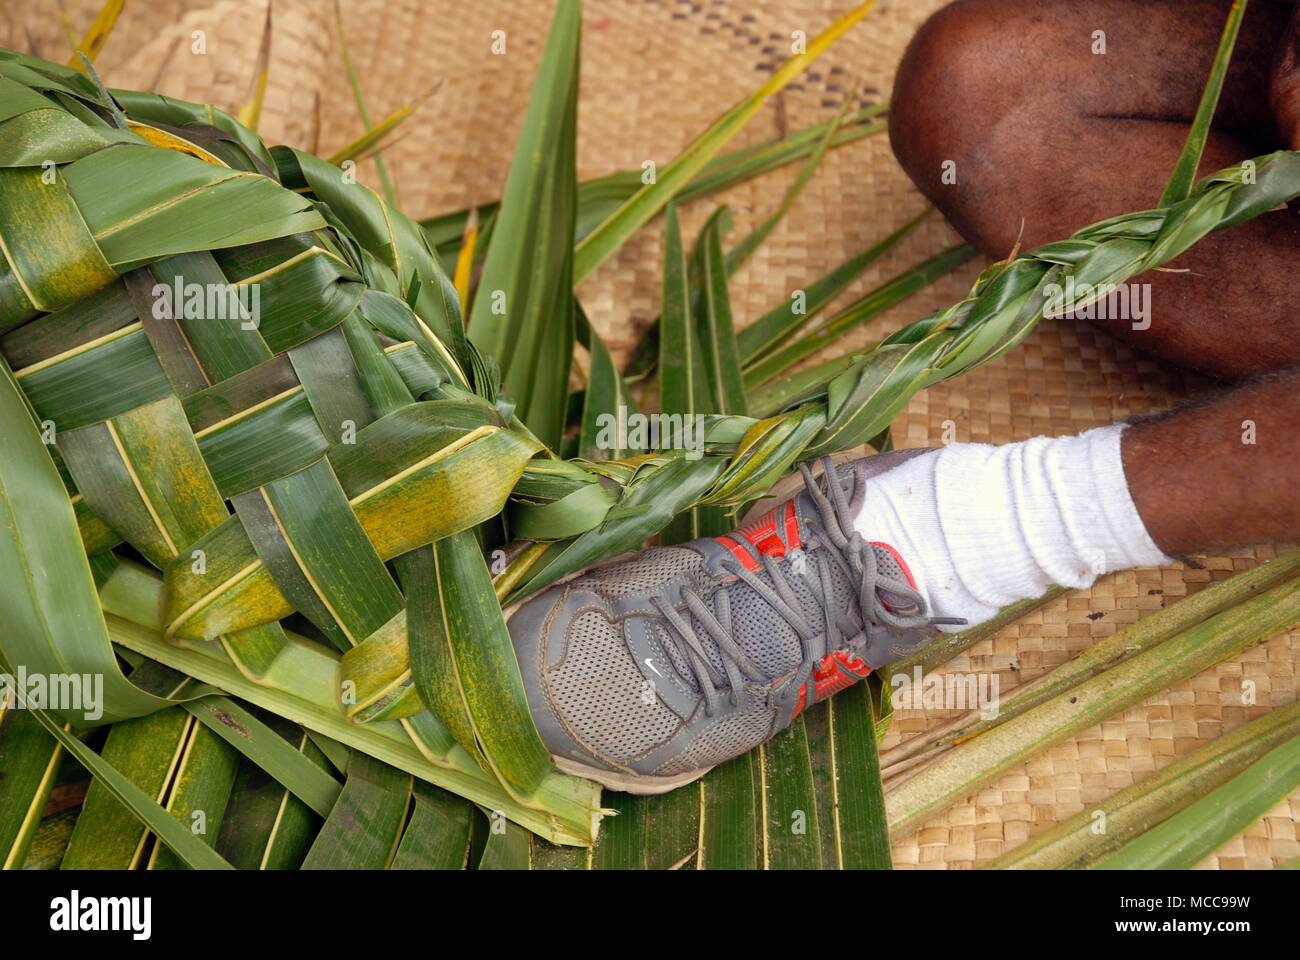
[852,424,1172,631]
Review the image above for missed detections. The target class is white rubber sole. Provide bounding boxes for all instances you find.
[552,754,714,795]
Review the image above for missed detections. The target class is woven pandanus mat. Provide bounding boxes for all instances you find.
[10,0,1298,869]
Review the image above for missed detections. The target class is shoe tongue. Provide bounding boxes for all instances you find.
[655,544,857,690]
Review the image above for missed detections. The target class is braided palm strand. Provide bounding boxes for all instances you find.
[503,149,1300,602]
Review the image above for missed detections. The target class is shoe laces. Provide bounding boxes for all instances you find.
[649,456,951,717]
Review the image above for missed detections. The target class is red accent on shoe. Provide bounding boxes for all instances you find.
[792,683,807,720]
[716,500,800,572]
[792,650,873,719]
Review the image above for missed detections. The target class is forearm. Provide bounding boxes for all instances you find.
[1123,367,1300,555]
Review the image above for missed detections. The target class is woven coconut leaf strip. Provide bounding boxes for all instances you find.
[0,165,116,324]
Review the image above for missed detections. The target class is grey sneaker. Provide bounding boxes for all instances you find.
[505,453,962,794]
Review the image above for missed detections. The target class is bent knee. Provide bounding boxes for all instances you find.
[889,0,1065,248]
[891,1,1034,186]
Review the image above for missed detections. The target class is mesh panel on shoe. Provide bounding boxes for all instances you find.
[726,558,846,676]
[548,608,682,761]
[581,546,708,597]
[872,545,905,583]
[652,703,775,776]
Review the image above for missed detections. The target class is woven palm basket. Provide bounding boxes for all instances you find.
[10,0,1298,869]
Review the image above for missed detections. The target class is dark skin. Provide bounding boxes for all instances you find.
[890,0,1300,558]
[1124,371,1300,555]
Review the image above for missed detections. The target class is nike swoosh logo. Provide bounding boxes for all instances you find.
[643,658,664,679]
